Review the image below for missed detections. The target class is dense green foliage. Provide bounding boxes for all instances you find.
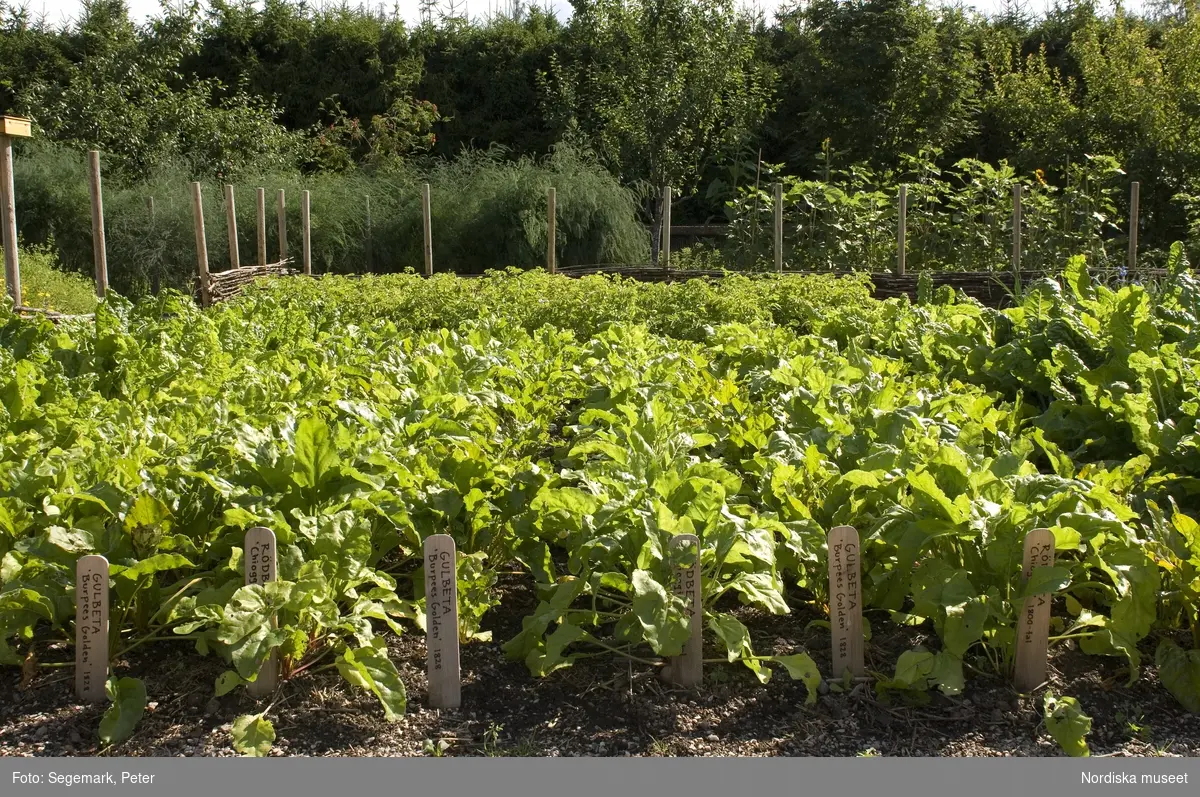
[539,0,770,262]
[725,151,1134,271]
[1,263,1198,755]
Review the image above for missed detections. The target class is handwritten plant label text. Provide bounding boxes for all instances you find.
[828,526,864,678]
[1014,528,1056,692]
[75,555,110,702]
[244,527,278,697]
[424,534,461,709]
[666,534,702,687]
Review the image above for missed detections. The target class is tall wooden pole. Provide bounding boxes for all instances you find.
[224,185,240,270]
[0,133,19,305]
[1012,184,1023,278]
[1128,181,1140,271]
[277,189,287,262]
[774,182,783,273]
[191,182,211,308]
[256,187,267,267]
[365,194,372,272]
[897,185,907,276]
[88,151,108,297]
[422,183,433,277]
[301,190,311,276]
[148,196,159,295]
[661,185,671,274]
[547,187,557,274]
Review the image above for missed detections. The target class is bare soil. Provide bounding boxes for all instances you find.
[3,573,1197,758]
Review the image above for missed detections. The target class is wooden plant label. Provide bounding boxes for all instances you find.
[244,527,278,697]
[666,534,702,687]
[75,555,109,702]
[828,526,864,678]
[1014,527,1055,692]
[424,534,461,709]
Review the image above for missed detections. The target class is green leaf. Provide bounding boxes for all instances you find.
[773,652,820,705]
[231,714,275,757]
[215,671,244,697]
[1019,566,1071,600]
[311,512,372,584]
[630,569,690,656]
[112,554,193,583]
[1063,254,1092,302]
[1044,692,1091,757]
[123,494,172,534]
[98,677,147,747]
[929,651,965,695]
[1155,640,1200,713]
[906,470,967,524]
[941,598,988,658]
[0,587,56,622]
[1173,509,1200,563]
[336,642,408,721]
[726,571,789,615]
[217,582,292,679]
[708,614,752,663]
[895,649,935,686]
[527,622,586,676]
[293,416,339,491]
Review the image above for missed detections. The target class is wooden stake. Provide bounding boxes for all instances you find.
[365,194,372,272]
[301,190,311,276]
[244,527,278,697]
[897,185,907,276]
[665,533,702,687]
[87,151,108,298]
[828,526,864,678]
[547,187,557,274]
[1014,528,1055,692]
[661,186,672,274]
[190,182,211,308]
[75,555,109,703]
[1128,181,1140,271]
[277,189,287,261]
[224,185,240,270]
[422,184,433,277]
[255,188,267,267]
[774,182,784,273]
[0,133,20,305]
[1012,184,1023,277]
[424,534,461,709]
[148,196,158,294]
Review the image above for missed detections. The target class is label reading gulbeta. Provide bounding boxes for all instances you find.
[828,526,864,678]
[424,534,461,708]
[75,555,110,702]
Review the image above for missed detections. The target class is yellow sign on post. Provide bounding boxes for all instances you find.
[1,116,32,138]
[2,116,32,306]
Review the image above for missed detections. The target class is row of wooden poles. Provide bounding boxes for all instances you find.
[70,524,1058,709]
[0,148,1146,310]
[188,181,313,307]
[762,181,1144,276]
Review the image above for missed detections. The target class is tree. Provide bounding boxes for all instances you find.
[764,0,981,172]
[540,0,772,263]
[19,0,302,180]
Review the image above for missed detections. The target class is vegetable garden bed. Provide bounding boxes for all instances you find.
[3,258,1199,758]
